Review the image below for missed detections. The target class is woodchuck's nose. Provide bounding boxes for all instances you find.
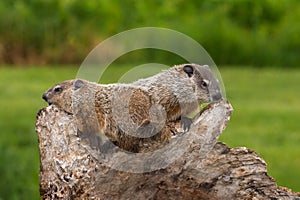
[42,93,48,102]
[211,91,222,102]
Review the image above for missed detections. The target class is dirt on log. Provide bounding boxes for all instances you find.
[35,99,300,200]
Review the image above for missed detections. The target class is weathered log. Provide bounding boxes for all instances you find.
[35,99,300,199]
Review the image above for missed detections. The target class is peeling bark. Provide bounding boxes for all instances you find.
[35,99,300,200]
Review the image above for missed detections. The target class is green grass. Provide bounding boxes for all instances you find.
[0,65,299,199]
[0,66,78,200]
[220,67,300,191]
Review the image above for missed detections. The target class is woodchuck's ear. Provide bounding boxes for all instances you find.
[183,65,194,77]
[74,79,84,90]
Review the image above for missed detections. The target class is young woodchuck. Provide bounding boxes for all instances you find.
[42,64,222,152]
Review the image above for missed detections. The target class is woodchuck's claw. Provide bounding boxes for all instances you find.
[181,116,193,132]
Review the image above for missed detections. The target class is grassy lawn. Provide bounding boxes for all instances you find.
[220,67,300,190]
[0,65,299,199]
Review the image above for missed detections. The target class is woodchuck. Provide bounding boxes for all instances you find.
[42,64,222,152]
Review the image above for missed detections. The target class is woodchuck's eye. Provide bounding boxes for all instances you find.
[53,86,62,93]
[200,79,209,88]
[183,65,194,77]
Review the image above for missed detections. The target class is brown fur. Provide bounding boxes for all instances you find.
[42,64,222,152]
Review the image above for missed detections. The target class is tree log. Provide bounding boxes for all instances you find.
[35,99,300,199]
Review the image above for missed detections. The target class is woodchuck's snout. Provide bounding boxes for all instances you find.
[42,93,48,102]
[209,81,222,102]
[42,90,53,105]
[42,81,71,106]
[211,91,222,102]
[201,65,222,103]
[42,92,52,104]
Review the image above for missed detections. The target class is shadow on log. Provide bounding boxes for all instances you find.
[35,99,300,199]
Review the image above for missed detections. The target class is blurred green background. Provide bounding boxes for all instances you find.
[0,0,299,199]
